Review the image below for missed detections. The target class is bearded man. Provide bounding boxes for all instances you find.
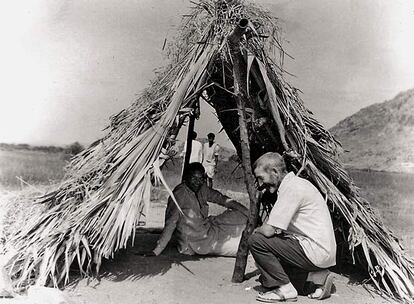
[249,152,336,302]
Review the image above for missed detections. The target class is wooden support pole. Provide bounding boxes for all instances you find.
[181,112,196,182]
[228,19,260,283]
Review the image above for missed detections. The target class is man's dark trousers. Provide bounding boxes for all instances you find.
[248,232,323,295]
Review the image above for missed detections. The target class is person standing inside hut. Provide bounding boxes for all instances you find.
[202,132,220,188]
[153,162,248,257]
[249,152,336,302]
[181,131,203,163]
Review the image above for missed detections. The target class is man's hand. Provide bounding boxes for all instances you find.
[254,224,279,237]
[224,199,249,218]
[253,226,262,234]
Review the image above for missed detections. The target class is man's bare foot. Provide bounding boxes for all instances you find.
[308,287,324,299]
[257,282,298,302]
[308,272,334,300]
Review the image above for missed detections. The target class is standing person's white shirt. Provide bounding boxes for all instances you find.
[203,142,220,178]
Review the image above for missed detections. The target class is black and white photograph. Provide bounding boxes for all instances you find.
[1,1,413,303]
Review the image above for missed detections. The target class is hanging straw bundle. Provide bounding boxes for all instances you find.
[7,1,414,302]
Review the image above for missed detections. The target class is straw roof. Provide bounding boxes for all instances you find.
[7,0,414,302]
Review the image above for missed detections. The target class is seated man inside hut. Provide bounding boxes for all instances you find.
[152,162,248,257]
[249,152,336,302]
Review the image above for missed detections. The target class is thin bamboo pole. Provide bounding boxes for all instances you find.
[228,19,260,283]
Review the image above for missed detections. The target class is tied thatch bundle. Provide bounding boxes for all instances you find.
[7,0,414,302]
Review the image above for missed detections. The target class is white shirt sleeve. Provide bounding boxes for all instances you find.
[266,184,302,230]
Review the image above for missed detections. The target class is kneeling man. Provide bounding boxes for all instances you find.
[249,152,336,302]
[153,162,248,257]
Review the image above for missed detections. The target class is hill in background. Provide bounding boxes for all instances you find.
[330,88,414,173]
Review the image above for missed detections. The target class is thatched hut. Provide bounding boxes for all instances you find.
[7,0,414,302]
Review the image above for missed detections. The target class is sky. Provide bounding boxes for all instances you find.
[0,0,413,149]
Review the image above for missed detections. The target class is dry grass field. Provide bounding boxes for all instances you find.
[0,149,69,190]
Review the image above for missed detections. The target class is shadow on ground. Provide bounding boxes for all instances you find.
[68,229,214,287]
[68,229,371,288]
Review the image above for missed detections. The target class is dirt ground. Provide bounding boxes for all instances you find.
[0,189,400,304]
[59,231,394,304]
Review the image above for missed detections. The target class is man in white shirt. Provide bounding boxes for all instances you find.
[181,131,203,163]
[202,132,220,188]
[249,152,336,302]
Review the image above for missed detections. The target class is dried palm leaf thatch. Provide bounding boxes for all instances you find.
[8,20,218,287]
[7,0,414,302]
